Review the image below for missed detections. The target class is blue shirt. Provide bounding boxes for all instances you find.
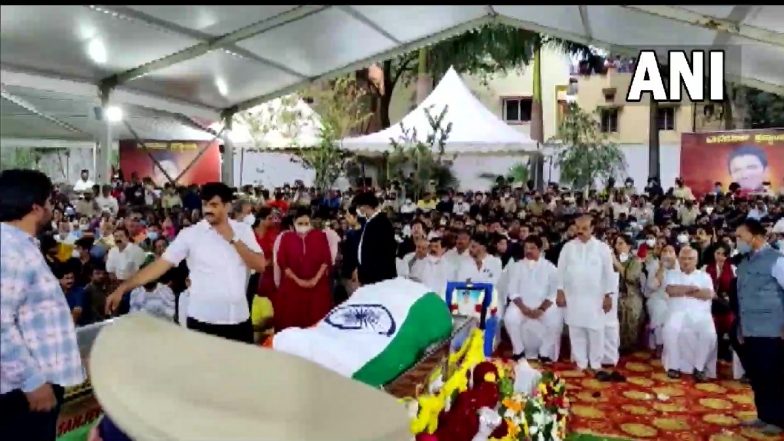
[1,223,85,393]
[64,287,88,326]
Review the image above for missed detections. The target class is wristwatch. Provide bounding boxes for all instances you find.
[229,236,239,245]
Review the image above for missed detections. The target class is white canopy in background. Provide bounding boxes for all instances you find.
[342,67,538,155]
[212,95,323,150]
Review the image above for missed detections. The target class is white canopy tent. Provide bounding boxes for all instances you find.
[213,95,323,150]
[342,67,538,155]
[217,95,326,188]
[343,67,539,190]
[1,5,781,183]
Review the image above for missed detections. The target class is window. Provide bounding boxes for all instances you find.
[600,108,619,133]
[657,107,675,130]
[502,97,532,123]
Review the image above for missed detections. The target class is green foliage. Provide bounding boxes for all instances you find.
[295,125,352,191]
[236,94,305,150]
[409,24,592,86]
[478,160,530,186]
[308,75,374,140]
[548,103,625,190]
[239,75,373,191]
[387,105,453,200]
[0,148,37,170]
[375,24,593,128]
[294,75,374,191]
[744,87,784,129]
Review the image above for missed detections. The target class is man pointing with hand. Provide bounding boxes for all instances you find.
[106,182,265,343]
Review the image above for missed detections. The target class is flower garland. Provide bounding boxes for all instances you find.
[403,331,570,441]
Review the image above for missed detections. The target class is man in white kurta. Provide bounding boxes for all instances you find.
[410,238,453,299]
[444,230,472,279]
[557,216,616,372]
[645,247,679,356]
[454,236,503,286]
[662,246,718,381]
[504,235,563,361]
[398,237,429,279]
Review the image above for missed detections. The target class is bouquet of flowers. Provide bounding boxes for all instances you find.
[405,330,569,441]
[494,369,570,441]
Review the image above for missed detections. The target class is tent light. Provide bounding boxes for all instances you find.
[105,106,123,122]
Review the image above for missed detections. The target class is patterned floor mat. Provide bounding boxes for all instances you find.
[501,349,783,441]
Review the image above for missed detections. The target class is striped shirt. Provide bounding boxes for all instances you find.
[1,223,85,393]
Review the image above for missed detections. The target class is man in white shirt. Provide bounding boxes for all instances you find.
[662,246,717,381]
[107,182,265,343]
[557,216,616,375]
[410,237,453,298]
[504,235,563,362]
[443,230,472,278]
[452,193,470,216]
[399,237,428,279]
[237,200,256,226]
[73,169,94,193]
[105,227,146,282]
[455,236,503,286]
[94,185,119,216]
[400,198,417,215]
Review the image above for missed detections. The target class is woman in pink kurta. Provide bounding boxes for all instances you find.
[274,208,333,331]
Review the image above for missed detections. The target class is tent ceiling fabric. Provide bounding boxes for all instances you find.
[0,84,216,143]
[342,67,538,155]
[1,5,782,133]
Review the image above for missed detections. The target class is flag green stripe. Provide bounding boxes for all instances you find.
[352,292,452,387]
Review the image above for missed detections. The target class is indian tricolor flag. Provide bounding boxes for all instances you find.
[272,277,453,387]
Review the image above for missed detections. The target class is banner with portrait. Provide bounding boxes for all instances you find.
[680,129,783,196]
[119,140,220,186]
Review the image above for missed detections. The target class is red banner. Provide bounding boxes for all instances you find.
[680,129,783,196]
[119,140,220,186]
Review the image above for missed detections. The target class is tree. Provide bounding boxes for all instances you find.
[549,103,626,190]
[367,24,593,128]
[237,75,373,191]
[235,94,306,150]
[742,87,784,129]
[387,104,454,200]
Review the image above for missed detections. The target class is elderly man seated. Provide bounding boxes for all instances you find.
[662,246,718,381]
[503,235,563,362]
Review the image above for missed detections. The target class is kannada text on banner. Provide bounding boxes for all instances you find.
[118,140,220,186]
[680,129,783,196]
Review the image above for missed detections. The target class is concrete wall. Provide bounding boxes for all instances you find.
[572,69,724,144]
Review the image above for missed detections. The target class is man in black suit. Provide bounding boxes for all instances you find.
[354,192,397,286]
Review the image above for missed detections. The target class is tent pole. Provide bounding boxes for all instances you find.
[239,148,245,187]
[221,113,235,186]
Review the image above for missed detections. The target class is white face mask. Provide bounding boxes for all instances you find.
[677,234,689,244]
[645,239,656,247]
[705,206,714,215]
[619,253,630,263]
[295,225,312,235]
[71,249,81,259]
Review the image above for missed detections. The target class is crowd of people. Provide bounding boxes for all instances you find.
[2,167,783,440]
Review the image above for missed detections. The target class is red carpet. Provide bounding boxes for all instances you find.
[495,341,782,441]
